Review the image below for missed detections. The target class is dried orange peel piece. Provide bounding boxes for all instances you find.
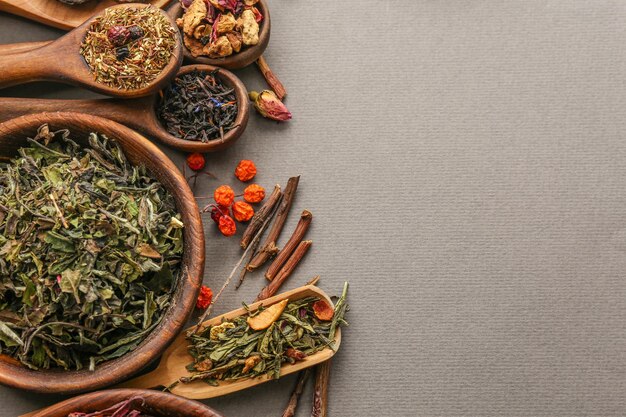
[313,300,334,321]
[247,299,288,330]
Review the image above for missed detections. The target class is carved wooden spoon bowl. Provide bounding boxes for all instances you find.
[0,64,249,153]
[172,0,271,69]
[0,112,205,394]
[0,3,183,98]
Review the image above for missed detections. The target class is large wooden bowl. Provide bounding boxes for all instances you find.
[0,113,205,394]
[172,0,271,69]
[29,389,223,417]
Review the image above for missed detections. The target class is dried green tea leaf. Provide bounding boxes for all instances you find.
[0,125,183,371]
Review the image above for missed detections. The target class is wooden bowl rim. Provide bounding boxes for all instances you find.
[172,0,271,70]
[0,112,205,394]
[30,388,224,417]
[154,64,250,152]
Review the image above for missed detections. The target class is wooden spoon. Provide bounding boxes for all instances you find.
[114,285,341,400]
[0,3,183,98]
[0,65,249,153]
[0,0,173,31]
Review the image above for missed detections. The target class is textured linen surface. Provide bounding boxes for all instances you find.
[1,1,626,416]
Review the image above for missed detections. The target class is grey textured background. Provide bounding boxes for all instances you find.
[1,0,626,416]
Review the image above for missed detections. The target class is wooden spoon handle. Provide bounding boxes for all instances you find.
[0,46,64,88]
[0,97,158,140]
[0,41,50,55]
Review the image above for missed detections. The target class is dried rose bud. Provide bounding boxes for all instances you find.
[249,90,292,122]
[128,25,145,40]
[107,25,131,46]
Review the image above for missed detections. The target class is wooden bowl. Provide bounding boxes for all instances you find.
[171,0,271,69]
[0,113,205,394]
[154,64,250,152]
[29,389,224,417]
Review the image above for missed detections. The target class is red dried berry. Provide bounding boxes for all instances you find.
[107,25,131,46]
[218,215,236,236]
[186,153,206,171]
[210,205,230,224]
[234,159,257,182]
[196,286,213,309]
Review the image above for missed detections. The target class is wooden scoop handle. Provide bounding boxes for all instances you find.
[0,41,50,55]
[0,97,159,142]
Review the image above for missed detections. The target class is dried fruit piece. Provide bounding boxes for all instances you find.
[182,0,207,36]
[218,215,237,236]
[247,299,288,330]
[216,13,237,34]
[115,46,130,61]
[196,286,213,309]
[241,9,259,45]
[249,90,292,121]
[225,31,243,52]
[206,35,233,58]
[186,152,205,171]
[214,185,235,206]
[232,201,254,222]
[243,355,262,373]
[285,348,307,361]
[128,25,145,40]
[312,300,334,321]
[234,159,257,182]
[195,358,213,372]
[243,184,265,203]
[184,34,206,57]
[107,25,131,46]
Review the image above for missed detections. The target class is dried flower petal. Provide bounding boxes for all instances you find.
[249,90,292,122]
[234,159,257,182]
[243,184,265,203]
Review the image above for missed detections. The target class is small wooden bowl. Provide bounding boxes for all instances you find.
[29,389,224,417]
[154,64,250,152]
[0,113,205,394]
[171,0,271,69]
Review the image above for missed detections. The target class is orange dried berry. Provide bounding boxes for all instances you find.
[214,185,235,206]
[235,159,257,182]
[243,184,265,203]
[218,215,236,236]
[186,152,205,171]
[232,201,254,222]
[196,286,213,309]
[312,300,334,321]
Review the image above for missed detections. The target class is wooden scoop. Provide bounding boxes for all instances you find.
[0,65,249,153]
[0,0,173,30]
[115,285,341,400]
[0,3,183,98]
